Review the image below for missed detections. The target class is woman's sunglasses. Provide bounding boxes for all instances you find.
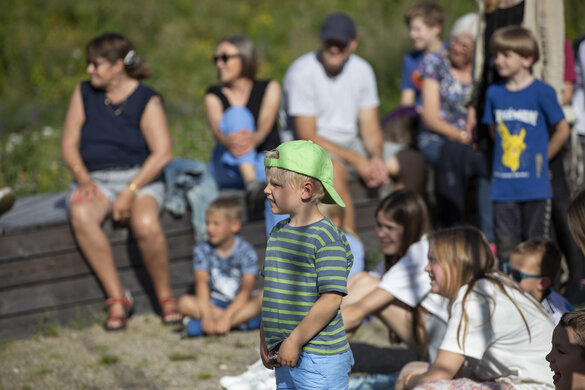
[213,53,241,64]
[502,262,542,283]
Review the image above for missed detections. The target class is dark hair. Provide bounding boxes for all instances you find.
[559,311,585,359]
[489,26,540,64]
[86,32,152,80]
[376,189,431,269]
[404,1,445,29]
[218,35,257,80]
[512,238,562,280]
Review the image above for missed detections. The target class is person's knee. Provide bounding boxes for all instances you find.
[131,211,162,239]
[68,203,100,230]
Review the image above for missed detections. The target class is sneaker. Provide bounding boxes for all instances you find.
[182,316,204,337]
[0,187,15,216]
[219,359,275,390]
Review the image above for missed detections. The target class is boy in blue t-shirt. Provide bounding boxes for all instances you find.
[400,1,445,107]
[177,197,262,337]
[482,26,570,263]
[261,140,354,389]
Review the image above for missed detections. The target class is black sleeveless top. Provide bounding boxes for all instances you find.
[80,81,157,171]
[206,79,280,152]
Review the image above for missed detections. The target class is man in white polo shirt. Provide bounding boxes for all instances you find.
[281,12,424,233]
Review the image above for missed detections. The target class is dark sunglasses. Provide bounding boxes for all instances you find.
[502,262,542,283]
[323,39,348,51]
[213,53,241,64]
[86,58,109,68]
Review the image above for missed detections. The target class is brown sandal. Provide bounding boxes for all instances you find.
[104,290,134,331]
[160,297,182,325]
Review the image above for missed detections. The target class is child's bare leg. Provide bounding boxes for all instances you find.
[238,163,256,183]
[226,293,263,327]
[342,272,380,307]
[177,295,205,319]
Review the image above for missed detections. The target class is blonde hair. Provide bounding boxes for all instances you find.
[430,226,542,349]
[568,188,585,255]
[404,1,445,29]
[512,238,562,280]
[206,197,243,222]
[264,150,325,203]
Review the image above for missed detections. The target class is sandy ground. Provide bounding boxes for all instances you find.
[0,313,417,390]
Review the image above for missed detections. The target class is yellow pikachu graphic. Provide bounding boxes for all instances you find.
[498,120,526,172]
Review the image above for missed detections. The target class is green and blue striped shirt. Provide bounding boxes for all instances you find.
[262,217,353,355]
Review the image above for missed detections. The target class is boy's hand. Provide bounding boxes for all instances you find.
[201,317,216,335]
[277,337,302,367]
[215,316,231,335]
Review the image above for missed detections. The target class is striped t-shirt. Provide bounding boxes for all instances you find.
[262,217,353,355]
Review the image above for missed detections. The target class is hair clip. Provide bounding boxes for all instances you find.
[123,50,136,66]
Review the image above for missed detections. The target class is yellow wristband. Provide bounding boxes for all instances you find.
[128,182,139,194]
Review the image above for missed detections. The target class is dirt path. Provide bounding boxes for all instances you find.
[0,314,416,389]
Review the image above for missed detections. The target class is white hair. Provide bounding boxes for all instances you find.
[450,13,479,40]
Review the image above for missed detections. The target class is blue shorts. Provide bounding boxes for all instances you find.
[275,349,354,390]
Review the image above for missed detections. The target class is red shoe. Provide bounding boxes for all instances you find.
[104,290,134,331]
[160,297,182,325]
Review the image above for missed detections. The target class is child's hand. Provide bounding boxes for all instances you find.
[215,316,230,335]
[201,317,216,335]
[277,337,302,367]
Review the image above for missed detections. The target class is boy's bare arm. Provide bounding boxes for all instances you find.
[216,274,256,334]
[194,270,216,333]
[548,119,570,160]
[277,291,344,367]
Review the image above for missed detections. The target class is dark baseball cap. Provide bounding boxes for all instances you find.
[319,12,357,45]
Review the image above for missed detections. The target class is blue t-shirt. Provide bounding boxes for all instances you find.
[262,217,353,355]
[482,79,564,201]
[80,81,157,171]
[193,236,258,302]
[400,50,425,106]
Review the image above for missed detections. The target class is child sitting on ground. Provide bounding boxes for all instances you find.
[546,310,585,390]
[506,238,574,324]
[178,197,262,337]
[261,140,354,389]
[396,226,554,389]
[318,202,364,278]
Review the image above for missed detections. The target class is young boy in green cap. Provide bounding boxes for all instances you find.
[260,140,354,389]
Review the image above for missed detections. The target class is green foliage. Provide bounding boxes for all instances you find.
[33,313,60,337]
[1,0,583,194]
[98,354,119,365]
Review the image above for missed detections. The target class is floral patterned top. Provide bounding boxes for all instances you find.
[420,51,470,132]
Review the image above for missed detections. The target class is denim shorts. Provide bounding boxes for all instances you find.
[275,349,354,390]
[68,166,165,208]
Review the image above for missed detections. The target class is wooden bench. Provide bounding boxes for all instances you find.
[0,182,382,341]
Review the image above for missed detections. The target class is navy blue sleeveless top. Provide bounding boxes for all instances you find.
[206,80,281,152]
[80,81,158,171]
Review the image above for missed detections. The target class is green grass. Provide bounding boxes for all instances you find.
[98,354,119,365]
[168,352,198,362]
[1,0,584,195]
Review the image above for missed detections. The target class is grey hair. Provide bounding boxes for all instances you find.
[450,13,479,40]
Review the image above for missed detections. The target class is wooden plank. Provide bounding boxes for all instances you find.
[0,233,195,288]
[0,213,192,262]
[0,257,193,317]
[0,285,190,342]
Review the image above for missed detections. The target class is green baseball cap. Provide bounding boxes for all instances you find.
[264,140,345,207]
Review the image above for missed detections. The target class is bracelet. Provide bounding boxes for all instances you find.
[405,371,420,389]
[128,182,139,194]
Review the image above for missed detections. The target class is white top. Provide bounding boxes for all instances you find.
[282,51,380,144]
[440,276,555,389]
[378,237,450,323]
[541,288,574,325]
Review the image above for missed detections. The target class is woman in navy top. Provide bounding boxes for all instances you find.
[61,32,180,331]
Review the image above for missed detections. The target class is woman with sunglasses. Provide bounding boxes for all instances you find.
[205,35,281,218]
[61,32,181,331]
